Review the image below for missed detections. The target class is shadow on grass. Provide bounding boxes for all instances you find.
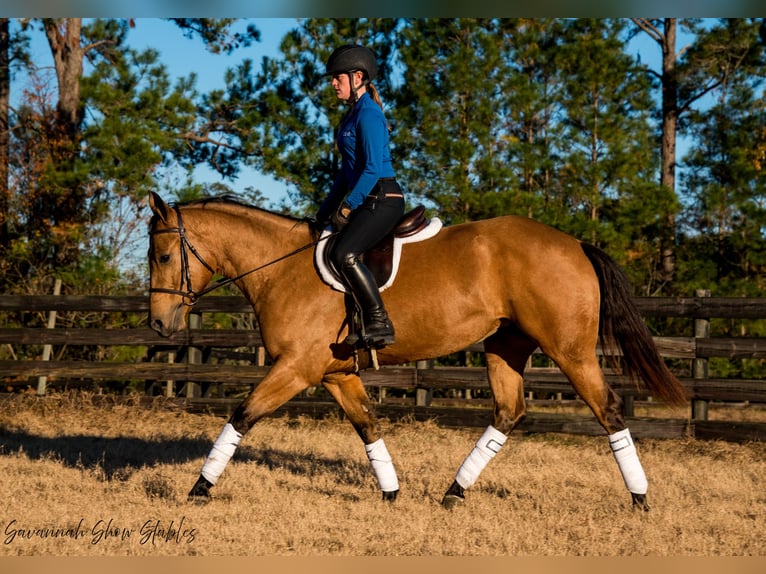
[0,428,211,479]
[0,428,369,486]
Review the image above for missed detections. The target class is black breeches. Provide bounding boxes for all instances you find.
[330,187,405,272]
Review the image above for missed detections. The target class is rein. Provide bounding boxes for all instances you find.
[150,205,336,306]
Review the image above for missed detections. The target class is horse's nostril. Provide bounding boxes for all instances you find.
[150,318,163,333]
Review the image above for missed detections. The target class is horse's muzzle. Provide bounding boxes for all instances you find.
[149,301,186,337]
[150,317,174,338]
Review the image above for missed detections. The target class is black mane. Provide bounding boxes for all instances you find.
[174,194,304,223]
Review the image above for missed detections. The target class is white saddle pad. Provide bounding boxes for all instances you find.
[314,217,443,293]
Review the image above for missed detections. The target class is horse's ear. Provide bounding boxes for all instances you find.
[149,192,170,224]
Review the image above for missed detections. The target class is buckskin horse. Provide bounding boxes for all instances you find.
[147,192,687,510]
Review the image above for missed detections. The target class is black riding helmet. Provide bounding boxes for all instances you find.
[325,44,378,82]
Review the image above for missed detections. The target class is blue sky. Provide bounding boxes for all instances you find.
[126,18,299,206]
[127,18,297,92]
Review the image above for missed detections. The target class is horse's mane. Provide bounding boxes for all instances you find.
[174,194,304,223]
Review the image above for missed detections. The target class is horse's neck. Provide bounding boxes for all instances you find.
[187,206,308,285]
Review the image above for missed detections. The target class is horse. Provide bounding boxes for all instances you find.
[147,192,687,511]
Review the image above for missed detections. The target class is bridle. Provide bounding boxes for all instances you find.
[149,205,336,306]
[149,205,218,306]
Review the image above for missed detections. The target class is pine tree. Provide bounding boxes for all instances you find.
[552,19,668,291]
[497,18,565,221]
[630,18,765,289]
[681,64,766,296]
[394,18,520,223]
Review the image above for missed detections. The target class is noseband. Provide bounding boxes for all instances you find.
[149,205,338,306]
[149,205,217,306]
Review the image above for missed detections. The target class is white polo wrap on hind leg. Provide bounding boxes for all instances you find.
[455,425,507,489]
[365,439,399,493]
[201,423,242,485]
[609,428,648,494]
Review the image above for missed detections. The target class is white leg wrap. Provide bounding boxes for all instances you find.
[455,425,507,489]
[609,428,648,494]
[200,423,242,485]
[365,439,399,493]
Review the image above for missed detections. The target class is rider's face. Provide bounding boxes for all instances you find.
[331,71,363,101]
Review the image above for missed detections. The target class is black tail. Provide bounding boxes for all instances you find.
[580,242,688,407]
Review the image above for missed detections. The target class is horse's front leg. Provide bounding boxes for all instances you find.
[322,372,399,501]
[188,359,316,503]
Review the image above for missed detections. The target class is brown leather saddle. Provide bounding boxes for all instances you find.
[325,205,429,287]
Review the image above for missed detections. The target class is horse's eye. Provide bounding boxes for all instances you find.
[159,254,171,264]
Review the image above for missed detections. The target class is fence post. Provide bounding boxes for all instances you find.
[692,289,711,421]
[165,351,176,398]
[184,311,203,398]
[36,278,62,396]
[464,351,472,399]
[255,344,266,397]
[622,393,635,417]
[415,359,433,407]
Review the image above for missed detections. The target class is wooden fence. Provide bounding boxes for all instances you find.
[1,292,765,442]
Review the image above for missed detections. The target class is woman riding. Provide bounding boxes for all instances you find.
[315,44,405,348]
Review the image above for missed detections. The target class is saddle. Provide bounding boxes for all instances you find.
[315,205,443,292]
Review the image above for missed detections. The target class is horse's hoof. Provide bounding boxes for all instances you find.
[187,493,211,505]
[441,494,465,510]
[382,489,399,502]
[631,492,650,512]
[187,476,213,504]
[441,480,465,509]
[187,487,211,504]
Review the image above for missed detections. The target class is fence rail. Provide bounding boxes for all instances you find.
[1,293,765,442]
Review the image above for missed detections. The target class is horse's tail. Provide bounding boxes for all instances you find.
[580,242,688,407]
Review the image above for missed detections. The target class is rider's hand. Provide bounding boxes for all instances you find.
[332,202,352,230]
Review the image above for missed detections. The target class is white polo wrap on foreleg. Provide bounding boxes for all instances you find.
[455,425,507,489]
[200,423,242,485]
[609,428,648,494]
[365,438,399,493]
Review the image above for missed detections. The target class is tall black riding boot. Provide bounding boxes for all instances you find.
[340,256,395,347]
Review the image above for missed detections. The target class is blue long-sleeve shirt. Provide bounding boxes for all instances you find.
[320,92,395,215]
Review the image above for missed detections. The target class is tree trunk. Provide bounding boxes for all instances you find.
[659,18,677,281]
[43,18,85,141]
[0,19,9,246]
[41,18,86,267]
[631,17,679,285]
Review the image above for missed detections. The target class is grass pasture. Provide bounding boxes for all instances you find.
[0,392,764,556]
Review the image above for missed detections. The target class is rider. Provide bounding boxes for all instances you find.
[316,44,405,348]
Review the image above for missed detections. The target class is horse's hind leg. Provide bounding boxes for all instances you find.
[442,329,536,509]
[323,372,399,501]
[554,354,650,511]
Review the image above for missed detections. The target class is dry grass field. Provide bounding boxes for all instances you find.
[0,392,764,556]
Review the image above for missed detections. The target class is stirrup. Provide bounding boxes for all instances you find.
[363,327,395,348]
[344,331,361,346]
[346,332,381,371]
[343,327,394,349]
